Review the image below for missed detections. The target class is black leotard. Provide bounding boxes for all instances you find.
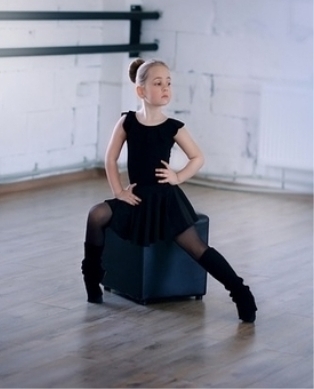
[106,111,198,246]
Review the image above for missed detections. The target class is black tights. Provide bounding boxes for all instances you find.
[85,202,208,261]
[85,202,113,246]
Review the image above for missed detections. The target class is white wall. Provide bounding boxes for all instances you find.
[0,0,313,192]
[0,0,126,182]
[120,0,313,192]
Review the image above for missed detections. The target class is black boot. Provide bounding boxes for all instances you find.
[81,242,105,304]
[198,247,257,323]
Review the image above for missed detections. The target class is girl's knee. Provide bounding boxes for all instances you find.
[88,202,112,226]
[89,203,103,215]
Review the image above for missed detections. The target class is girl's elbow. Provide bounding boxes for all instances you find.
[104,157,117,172]
[105,153,116,165]
[198,154,205,168]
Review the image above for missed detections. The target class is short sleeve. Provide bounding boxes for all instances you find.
[121,111,135,134]
[168,118,185,137]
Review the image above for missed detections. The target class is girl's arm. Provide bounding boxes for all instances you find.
[155,126,204,185]
[105,116,141,205]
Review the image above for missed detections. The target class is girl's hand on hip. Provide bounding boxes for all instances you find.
[155,160,179,185]
[116,183,141,206]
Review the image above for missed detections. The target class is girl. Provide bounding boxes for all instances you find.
[81,58,257,323]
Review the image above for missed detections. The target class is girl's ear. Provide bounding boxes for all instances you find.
[136,85,145,99]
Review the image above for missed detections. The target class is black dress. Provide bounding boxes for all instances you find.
[106,111,198,246]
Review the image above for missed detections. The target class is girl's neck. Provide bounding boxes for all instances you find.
[136,106,167,126]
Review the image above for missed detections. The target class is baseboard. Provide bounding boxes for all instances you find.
[0,168,106,196]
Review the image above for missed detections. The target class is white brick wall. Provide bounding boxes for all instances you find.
[0,0,126,182]
[0,0,312,192]
[135,0,313,192]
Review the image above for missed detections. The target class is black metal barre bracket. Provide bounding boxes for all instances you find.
[0,5,160,58]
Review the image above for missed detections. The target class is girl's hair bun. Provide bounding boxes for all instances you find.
[128,58,145,83]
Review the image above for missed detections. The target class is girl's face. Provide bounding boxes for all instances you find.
[138,65,172,107]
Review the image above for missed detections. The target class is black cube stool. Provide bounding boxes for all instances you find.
[102,213,209,304]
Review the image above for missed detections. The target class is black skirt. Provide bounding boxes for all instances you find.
[105,184,198,247]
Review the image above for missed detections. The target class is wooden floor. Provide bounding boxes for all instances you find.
[0,174,313,388]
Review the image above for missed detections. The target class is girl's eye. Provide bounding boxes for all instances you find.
[153,81,171,87]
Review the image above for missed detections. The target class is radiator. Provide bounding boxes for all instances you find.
[258,84,313,171]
